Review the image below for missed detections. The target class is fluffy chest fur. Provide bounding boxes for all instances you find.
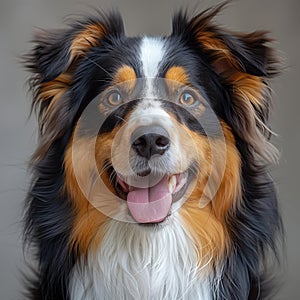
[70,215,212,300]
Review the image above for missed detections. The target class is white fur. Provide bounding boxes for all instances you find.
[140,37,165,78]
[128,99,174,132]
[140,37,166,97]
[70,214,213,300]
[70,37,214,299]
[111,99,194,178]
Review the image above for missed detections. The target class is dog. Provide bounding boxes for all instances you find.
[24,3,283,299]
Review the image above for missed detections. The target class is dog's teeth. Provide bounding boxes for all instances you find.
[168,175,177,194]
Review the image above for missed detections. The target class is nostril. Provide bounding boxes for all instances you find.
[133,136,146,147]
[132,136,148,158]
[156,136,170,148]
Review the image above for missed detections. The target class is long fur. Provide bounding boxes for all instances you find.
[70,215,212,300]
[23,3,283,300]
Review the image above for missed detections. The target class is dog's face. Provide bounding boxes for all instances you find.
[27,6,278,259]
[69,37,232,223]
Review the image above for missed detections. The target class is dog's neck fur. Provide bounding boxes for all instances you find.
[70,214,213,300]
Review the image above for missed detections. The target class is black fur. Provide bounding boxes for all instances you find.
[24,4,283,299]
[170,6,283,299]
[24,11,127,300]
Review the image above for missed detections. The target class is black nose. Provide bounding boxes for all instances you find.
[131,125,170,160]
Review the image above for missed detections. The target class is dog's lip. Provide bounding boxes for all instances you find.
[116,170,189,203]
[116,171,189,224]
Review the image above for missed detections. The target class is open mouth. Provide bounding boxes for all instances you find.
[114,171,190,224]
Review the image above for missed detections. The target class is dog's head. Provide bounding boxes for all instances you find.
[26,4,279,259]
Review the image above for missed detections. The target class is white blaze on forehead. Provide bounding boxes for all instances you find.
[128,99,173,128]
[140,37,165,78]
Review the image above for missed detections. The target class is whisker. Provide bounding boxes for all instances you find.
[86,57,114,79]
[99,160,113,176]
[188,166,198,177]
[96,79,114,84]
[99,160,118,186]
[116,115,128,124]
[108,167,116,180]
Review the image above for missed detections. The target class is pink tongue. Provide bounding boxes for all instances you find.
[127,176,172,223]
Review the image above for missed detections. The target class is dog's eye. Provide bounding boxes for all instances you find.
[107,91,122,106]
[179,92,197,106]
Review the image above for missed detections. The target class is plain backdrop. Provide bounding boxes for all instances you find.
[0,0,299,299]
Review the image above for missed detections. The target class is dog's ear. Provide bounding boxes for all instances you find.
[25,12,124,160]
[172,3,280,162]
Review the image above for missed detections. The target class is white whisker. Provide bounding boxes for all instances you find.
[86,57,114,79]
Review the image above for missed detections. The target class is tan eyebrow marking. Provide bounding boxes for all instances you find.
[165,66,190,85]
[114,65,137,84]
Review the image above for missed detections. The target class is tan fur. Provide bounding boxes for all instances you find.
[64,125,123,254]
[64,137,109,254]
[165,66,190,85]
[70,23,108,62]
[179,122,241,266]
[114,65,137,84]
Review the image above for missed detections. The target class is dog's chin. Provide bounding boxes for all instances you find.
[108,166,193,225]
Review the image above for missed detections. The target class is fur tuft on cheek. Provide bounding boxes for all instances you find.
[64,126,124,255]
[180,122,241,266]
[64,137,109,255]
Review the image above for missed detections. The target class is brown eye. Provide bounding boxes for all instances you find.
[179,92,196,106]
[107,91,122,106]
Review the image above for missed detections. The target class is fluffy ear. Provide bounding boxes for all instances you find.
[172,3,280,162]
[24,12,124,160]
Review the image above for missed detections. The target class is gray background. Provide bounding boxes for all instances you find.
[0,0,298,299]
